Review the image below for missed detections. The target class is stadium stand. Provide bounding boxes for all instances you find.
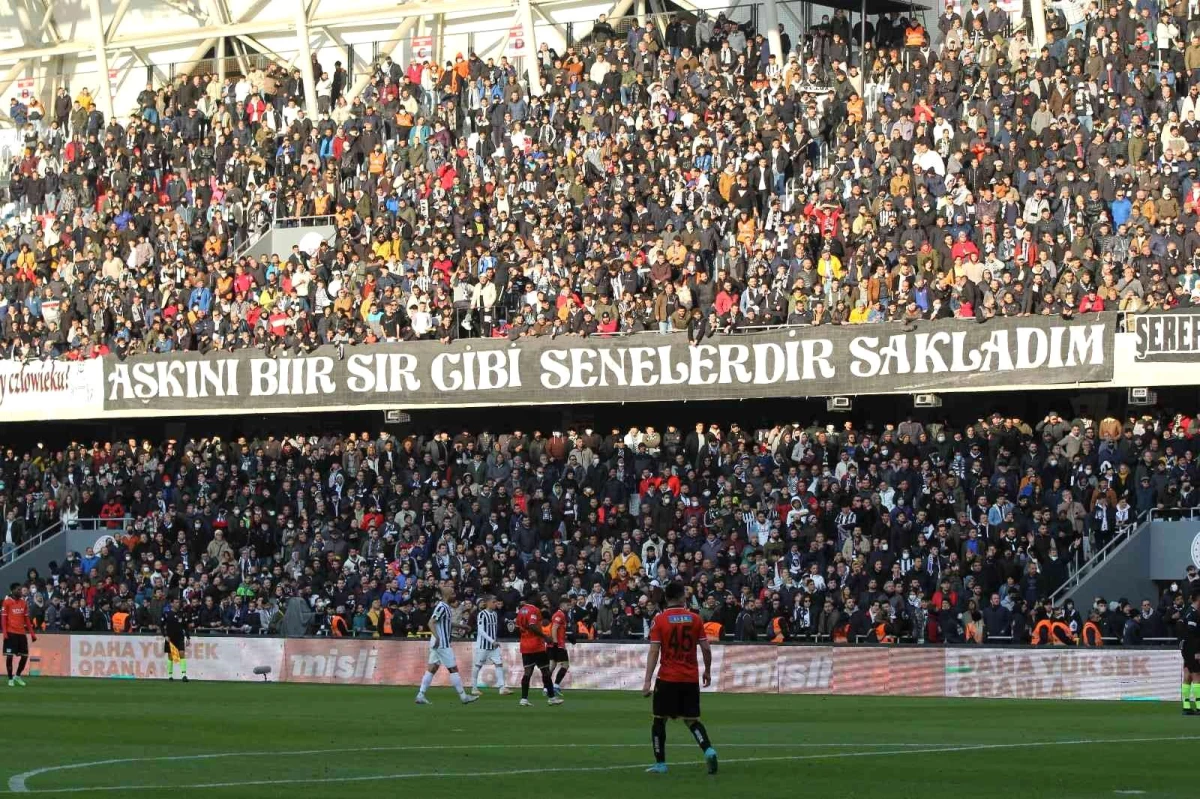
[2,7,1198,361]
[4,407,1198,646]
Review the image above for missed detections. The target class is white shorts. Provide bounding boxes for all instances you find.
[473,648,502,668]
[427,646,457,669]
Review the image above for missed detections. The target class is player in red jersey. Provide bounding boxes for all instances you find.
[548,595,572,697]
[516,589,559,706]
[641,581,716,774]
[3,583,36,687]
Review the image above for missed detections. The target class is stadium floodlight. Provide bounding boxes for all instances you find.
[913,393,942,408]
[826,397,852,412]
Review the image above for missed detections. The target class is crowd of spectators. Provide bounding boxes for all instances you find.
[5,406,1199,646]
[3,4,1200,361]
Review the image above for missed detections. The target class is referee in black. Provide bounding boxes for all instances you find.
[162,597,190,682]
[1181,590,1200,715]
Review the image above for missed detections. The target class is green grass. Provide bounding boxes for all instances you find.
[2,678,1197,797]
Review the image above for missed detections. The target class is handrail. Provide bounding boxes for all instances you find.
[7,516,129,560]
[273,214,337,228]
[1048,510,1150,605]
[1147,507,1200,522]
[3,516,129,571]
[231,215,273,260]
[6,519,63,563]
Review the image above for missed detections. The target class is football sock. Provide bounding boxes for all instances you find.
[1191,683,1199,708]
[5,656,12,679]
[449,672,466,698]
[470,665,481,688]
[16,656,27,677]
[1184,683,1191,709]
[521,670,532,699]
[495,667,507,690]
[687,720,712,751]
[651,717,666,764]
[540,667,553,696]
[554,667,568,686]
[167,659,174,677]
[179,658,187,676]
[418,671,434,696]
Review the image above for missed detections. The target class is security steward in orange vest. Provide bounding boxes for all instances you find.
[112,603,131,634]
[904,23,926,48]
[770,614,788,643]
[1033,608,1076,645]
[330,607,349,637]
[704,621,723,642]
[867,606,897,643]
[1080,614,1104,646]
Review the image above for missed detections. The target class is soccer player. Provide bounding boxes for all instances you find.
[1180,590,1200,715]
[516,589,560,706]
[162,597,190,682]
[3,583,35,687]
[641,581,717,774]
[470,595,510,696]
[548,595,572,697]
[416,585,479,705]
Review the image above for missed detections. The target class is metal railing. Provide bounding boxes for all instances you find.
[1047,508,1167,606]
[2,518,64,565]
[3,515,132,562]
[1047,524,1137,605]
[1146,507,1200,522]
[63,516,131,534]
[25,627,1186,649]
[274,213,338,229]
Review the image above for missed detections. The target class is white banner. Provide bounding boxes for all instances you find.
[943,648,1179,701]
[0,358,103,421]
[70,635,284,681]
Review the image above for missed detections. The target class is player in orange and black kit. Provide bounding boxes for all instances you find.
[516,589,559,706]
[548,595,572,697]
[3,582,36,687]
[641,581,717,774]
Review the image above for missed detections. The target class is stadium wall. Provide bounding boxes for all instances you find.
[0,313,1196,421]
[27,635,1186,702]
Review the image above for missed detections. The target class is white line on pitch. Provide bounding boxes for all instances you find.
[7,735,1199,794]
[3,741,931,793]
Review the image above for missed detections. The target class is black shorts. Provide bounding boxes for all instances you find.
[548,646,569,664]
[522,651,550,669]
[653,679,701,719]
[3,634,28,657]
[1184,647,1200,675]
[164,638,186,658]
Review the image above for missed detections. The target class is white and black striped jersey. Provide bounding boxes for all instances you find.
[475,609,499,650]
[430,601,453,648]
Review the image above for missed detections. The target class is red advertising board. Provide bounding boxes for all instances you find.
[27,634,1188,703]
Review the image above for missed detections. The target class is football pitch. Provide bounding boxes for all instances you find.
[2,678,1197,798]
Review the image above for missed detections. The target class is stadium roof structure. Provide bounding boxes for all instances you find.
[0,0,946,131]
[795,0,930,14]
[0,0,675,126]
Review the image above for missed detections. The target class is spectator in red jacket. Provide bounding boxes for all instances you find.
[99,500,126,529]
[1079,289,1105,313]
